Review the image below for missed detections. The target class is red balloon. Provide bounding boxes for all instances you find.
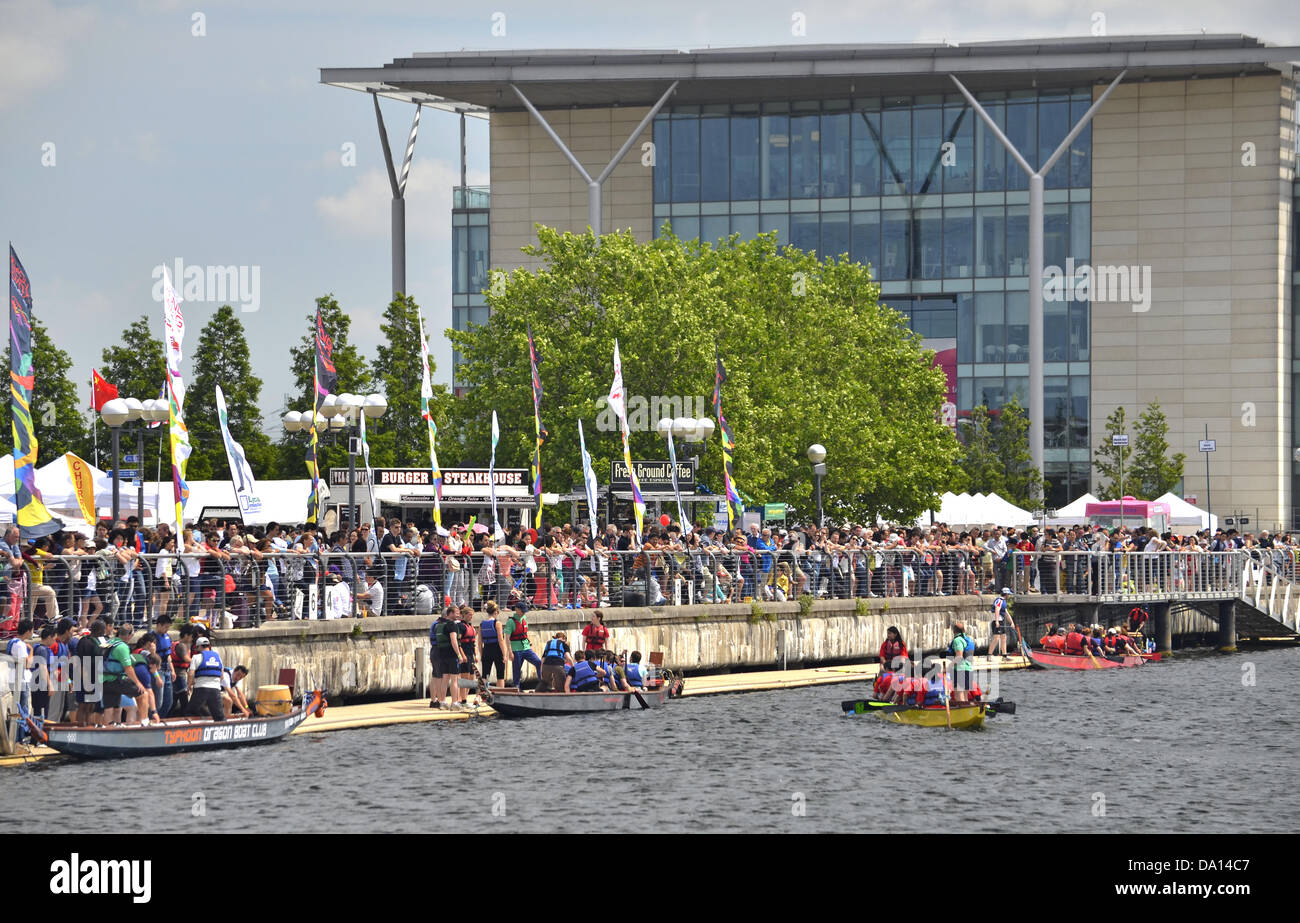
[659,514,671,527]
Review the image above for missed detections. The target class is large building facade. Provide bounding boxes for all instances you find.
[325,36,1298,524]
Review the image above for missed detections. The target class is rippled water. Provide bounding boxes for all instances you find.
[4,648,1298,833]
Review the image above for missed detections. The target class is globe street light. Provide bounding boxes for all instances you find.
[100,399,130,523]
[807,443,827,530]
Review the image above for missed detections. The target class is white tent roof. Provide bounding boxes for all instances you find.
[1053,492,1099,520]
[916,491,1035,528]
[1154,492,1218,532]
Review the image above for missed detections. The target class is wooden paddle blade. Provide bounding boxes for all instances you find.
[633,690,650,710]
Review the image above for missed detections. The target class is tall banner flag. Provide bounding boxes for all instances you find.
[713,351,743,530]
[306,306,337,523]
[8,246,62,537]
[489,410,502,540]
[607,340,644,542]
[417,307,443,532]
[666,430,691,535]
[215,385,262,517]
[578,420,599,539]
[527,324,550,530]
[358,407,379,526]
[65,453,97,524]
[161,266,191,529]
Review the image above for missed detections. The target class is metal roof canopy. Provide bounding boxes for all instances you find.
[322,35,1299,111]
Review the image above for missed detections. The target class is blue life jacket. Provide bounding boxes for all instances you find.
[133,657,152,691]
[542,638,567,662]
[948,634,976,661]
[625,663,643,688]
[193,649,223,679]
[923,677,949,707]
[155,632,173,659]
[101,638,128,677]
[479,618,498,644]
[569,659,599,691]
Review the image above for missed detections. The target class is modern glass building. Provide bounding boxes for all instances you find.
[451,184,491,394]
[324,36,1299,522]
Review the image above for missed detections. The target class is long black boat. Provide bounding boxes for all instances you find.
[36,691,326,759]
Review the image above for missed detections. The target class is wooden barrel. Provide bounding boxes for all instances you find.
[256,685,292,717]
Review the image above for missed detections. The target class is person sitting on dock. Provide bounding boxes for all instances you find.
[538,631,571,692]
[564,650,603,692]
[878,625,908,672]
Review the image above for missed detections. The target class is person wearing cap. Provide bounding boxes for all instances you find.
[504,601,541,688]
[187,636,226,722]
[357,569,385,617]
[988,591,1009,658]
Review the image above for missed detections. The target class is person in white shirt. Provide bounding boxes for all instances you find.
[357,569,385,617]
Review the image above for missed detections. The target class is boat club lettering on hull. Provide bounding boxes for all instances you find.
[49,853,152,903]
[202,722,269,743]
[165,727,204,745]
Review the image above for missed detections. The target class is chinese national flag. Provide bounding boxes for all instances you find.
[91,369,118,412]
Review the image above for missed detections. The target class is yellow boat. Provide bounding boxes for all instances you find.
[841,698,1012,730]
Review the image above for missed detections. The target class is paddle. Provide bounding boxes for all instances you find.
[841,698,910,715]
[631,688,650,710]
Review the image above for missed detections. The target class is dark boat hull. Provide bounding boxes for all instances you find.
[41,692,324,759]
[489,686,671,717]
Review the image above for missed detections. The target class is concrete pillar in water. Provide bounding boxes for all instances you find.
[1153,601,1173,656]
[1217,600,1237,653]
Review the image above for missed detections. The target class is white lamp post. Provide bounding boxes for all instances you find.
[807,443,827,529]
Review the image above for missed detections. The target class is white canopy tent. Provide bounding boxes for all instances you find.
[915,491,1036,529]
[1050,492,1099,524]
[1154,492,1218,533]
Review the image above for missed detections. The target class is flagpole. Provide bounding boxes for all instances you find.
[91,372,99,469]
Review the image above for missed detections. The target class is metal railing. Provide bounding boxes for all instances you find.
[0,547,1267,628]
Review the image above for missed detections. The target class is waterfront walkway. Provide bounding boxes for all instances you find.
[0,653,1031,767]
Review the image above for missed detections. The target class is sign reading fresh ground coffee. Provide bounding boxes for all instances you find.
[609,459,696,490]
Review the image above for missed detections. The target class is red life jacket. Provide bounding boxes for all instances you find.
[172,645,191,671]
[583,624,608,649]
[460,622,477,644]
[508,616,529,642]
[1065,631,1086,654]
[880,639,906,666]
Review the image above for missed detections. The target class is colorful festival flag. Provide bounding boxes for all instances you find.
[417,307,443,532]
[90,369,119,413]
[215,385,261,516]
[527,324,549,530]
[578,420,599,540]
[666,429,691,535]
[489,410,502,540]
[161,266,191,529]
[608,340,644,543]
[713,351,743,530]
[65,453,96,524]
[306,306,337,523]
[8,246,62,537]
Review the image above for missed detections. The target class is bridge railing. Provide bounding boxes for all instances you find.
[991,550,1244,602]
[1239,552,1300,631]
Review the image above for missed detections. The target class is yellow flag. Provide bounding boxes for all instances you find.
[65,452,97,523]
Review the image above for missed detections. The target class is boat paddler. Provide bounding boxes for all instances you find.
[878,626,908,672]
[947,621,976,704]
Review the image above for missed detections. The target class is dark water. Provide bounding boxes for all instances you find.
[4,648,1298,833]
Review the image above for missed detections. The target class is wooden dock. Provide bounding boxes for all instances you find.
[0,654,1030,768]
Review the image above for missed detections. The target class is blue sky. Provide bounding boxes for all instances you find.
[1,0,1294,433]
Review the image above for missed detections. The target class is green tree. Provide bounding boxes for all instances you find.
[1132,401,1185,498]
[955,406,1001,495]
[272,295,375,479]
[450,227,961,524]
[185,305,274,481]
[955,399,1045,507]
[993,397,1045,507]
[369,294,453,467]
[1093,405,1132,498]
[5,318,92,464]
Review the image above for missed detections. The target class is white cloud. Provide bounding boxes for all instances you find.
[0,0,97,110]
[315,158,489,241]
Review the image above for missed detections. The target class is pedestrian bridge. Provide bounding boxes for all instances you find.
[1006,551,1299,646]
